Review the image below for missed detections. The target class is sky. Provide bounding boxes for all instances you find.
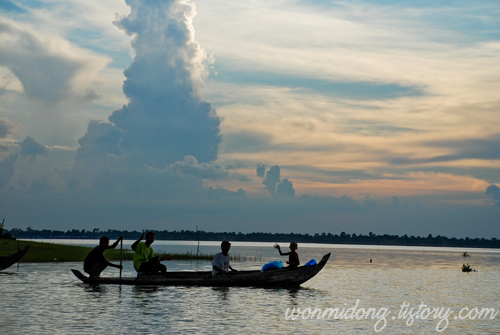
[0,0,499,238]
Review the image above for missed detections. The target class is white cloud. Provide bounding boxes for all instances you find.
[76,0,223,171]
[0,18,111,103]
[0,117,17,139]
[171,155,228,179]
[18,136,49,162]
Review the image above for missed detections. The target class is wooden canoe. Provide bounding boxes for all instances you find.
[0,245,30,271]
[71,252,331,287]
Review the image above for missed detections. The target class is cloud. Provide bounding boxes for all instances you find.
[222,132,272,154]
[392,196,400,209]
[389,135,500,165]
[486,184,500,207]
[225,160,247,170]
[23,175,57,194]
[65,0,235,204]
[76,0,222,170]
[75,120,122,169]
[171,155,228,179]
[17,136,49,162]
[0,18,110,103]
[363,196,378,211]
[256,163,266,178]
[263,165,281,194]
[0,153,18,189]
[2,0,500,238]
[0,1,26,14]
[206,186,246,199]
[276,178,295,197]
[261,165,295,197]
[0,117,18,139]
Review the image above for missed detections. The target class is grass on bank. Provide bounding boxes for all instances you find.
[0,240,261,263]
[0,239,132,263]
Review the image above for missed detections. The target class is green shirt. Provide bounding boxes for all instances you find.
[133,241,154,271]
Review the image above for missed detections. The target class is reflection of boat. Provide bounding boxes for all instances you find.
[72,253,331,287]
[0,245,30,271]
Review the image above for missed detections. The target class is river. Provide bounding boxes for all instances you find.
[1,240,499,334]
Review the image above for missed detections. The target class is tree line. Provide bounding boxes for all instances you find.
[6,227,500,248]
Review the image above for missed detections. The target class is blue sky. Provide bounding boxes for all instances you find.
[0,0,499,237]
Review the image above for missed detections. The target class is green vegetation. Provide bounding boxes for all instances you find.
[0,240,258,263]
[0,239,134,263]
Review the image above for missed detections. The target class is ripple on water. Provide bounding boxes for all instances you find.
[1,246,500,334]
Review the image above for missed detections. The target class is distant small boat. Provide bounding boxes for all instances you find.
[72,253,331,287]
[0,245,30,271]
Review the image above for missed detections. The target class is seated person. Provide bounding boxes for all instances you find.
[274,241,300,267]
[212,240,237,275]
[132,232,171,274]
[84,236,123,278]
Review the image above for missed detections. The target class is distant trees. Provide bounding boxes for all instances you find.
[4,227,500,248]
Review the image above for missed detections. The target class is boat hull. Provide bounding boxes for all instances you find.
[72,252,331,287]
[0,245,30,271]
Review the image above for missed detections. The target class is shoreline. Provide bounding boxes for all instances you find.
[6,228,500,249]
[0,239,256,263]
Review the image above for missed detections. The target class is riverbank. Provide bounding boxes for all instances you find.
[0,240,255,263]
[0,239,133,262]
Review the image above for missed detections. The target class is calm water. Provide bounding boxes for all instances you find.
[1,240,499,334]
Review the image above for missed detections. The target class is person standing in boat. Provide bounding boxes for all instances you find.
[132,232,171,275]
[212,240,237,275]
[274,242,300,267]
[83,236,124,278]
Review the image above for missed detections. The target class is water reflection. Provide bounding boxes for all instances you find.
[84,284,108,294]
[212,286,230,301]
[133,286,161,295]
[283,287,306,303]
[0,271,24,276]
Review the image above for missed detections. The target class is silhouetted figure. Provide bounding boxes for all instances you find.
[132,232,171,275]
[212,240,237,275]
[84,236,123,278]
[274,242,300,267]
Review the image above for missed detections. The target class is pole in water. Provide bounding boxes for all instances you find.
[196,226,201,256]
[119,239,123,282]
[17,240,20,271]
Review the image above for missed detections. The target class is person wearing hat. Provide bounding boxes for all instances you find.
[212,240,237,275]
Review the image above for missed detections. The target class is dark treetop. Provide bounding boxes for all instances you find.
[6,227,500,249]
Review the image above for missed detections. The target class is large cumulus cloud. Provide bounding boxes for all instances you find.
[76,0,222,171]
[0,153,17,189]
[0,117,18,152]
[0,117,17,139]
